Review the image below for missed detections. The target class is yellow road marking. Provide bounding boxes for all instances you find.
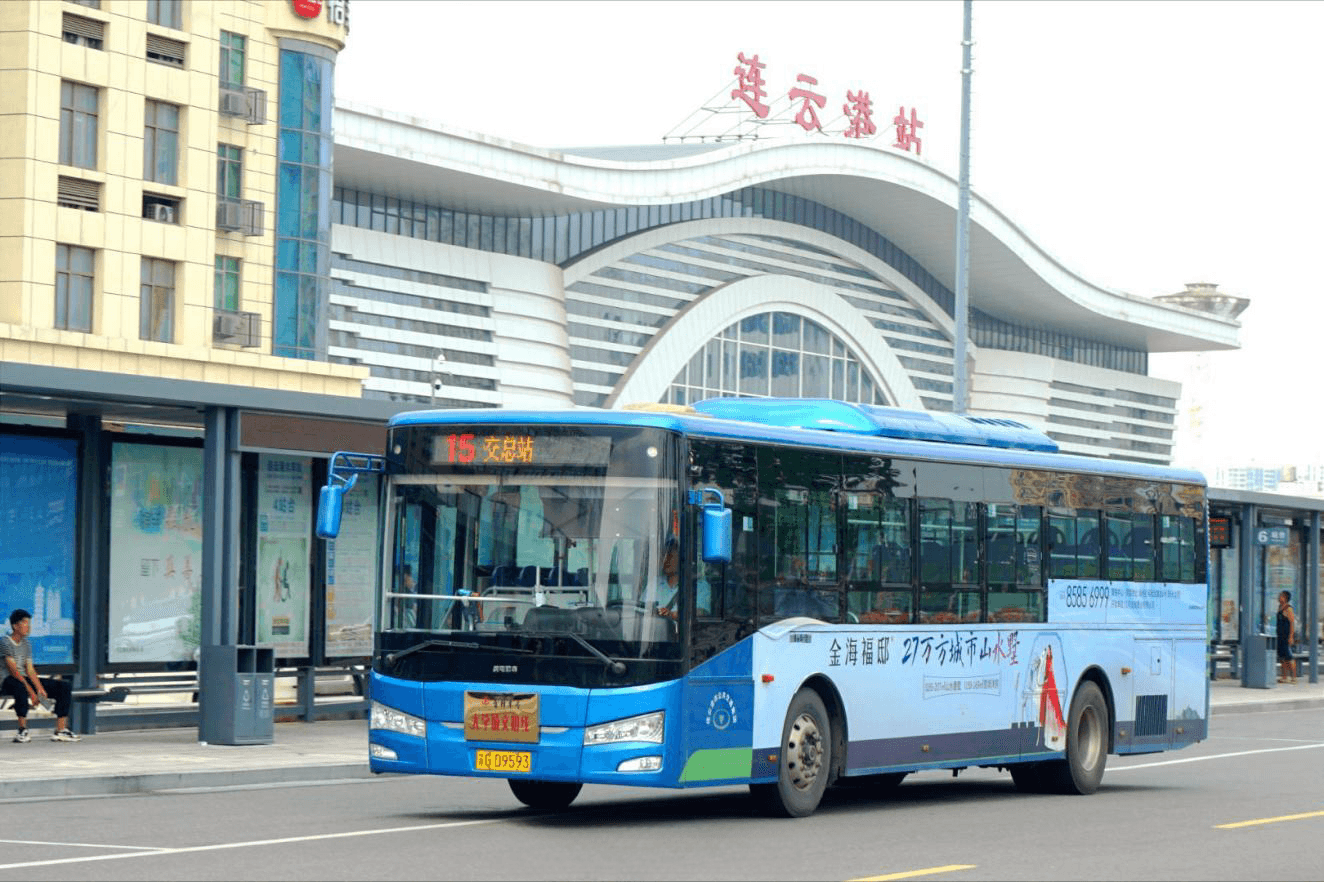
[848,865,977,881]
[1216,809,1324,829]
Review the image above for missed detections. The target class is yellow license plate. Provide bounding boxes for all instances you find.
[475,749,532,773]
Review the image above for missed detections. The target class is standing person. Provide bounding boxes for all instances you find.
[1,609,81,742]
[1276,591,1297,684]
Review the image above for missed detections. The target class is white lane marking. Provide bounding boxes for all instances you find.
[0,839,159,851]
[1112,741,1324,770]
[0,819,502,870]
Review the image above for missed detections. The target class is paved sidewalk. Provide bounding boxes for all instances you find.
[1,677,1320,801]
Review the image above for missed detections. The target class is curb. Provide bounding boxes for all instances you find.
[0,763,374,801]
[1211,696,1324,716]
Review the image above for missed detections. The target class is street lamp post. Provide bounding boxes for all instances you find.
[953,0,973,414]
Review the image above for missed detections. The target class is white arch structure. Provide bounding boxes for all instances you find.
[606,273,926,409]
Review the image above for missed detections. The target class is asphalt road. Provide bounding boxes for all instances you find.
[4,706,1321,882]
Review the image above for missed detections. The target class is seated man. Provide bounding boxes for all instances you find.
[2,609,80,742]
[655,541,712,619]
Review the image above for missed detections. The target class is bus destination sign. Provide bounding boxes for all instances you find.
[432,432,612,467]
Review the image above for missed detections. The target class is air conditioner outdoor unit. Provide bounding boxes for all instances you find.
[213,309,259,346]
[214,310,244,339]
[219,88,248,117]
[216,198,242,231]
[150,204,175,223]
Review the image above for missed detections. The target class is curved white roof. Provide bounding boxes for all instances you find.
[333,102,1240,355]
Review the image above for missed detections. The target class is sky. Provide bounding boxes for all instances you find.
[335,0,1324,471]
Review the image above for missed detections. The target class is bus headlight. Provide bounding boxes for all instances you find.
[584,711,664,745]
[370,701,426,738]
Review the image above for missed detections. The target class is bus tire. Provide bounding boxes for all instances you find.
[508,778,582,810]
[1046,681,1108,795]
[751,688,832,818]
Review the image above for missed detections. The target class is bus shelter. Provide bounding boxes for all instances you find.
[1207,488,1322,688]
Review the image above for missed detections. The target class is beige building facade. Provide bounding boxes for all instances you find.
[0,0,364,396]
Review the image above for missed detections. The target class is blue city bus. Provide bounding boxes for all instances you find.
[316,398,1209,817]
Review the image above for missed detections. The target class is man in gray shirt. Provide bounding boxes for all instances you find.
[2,608,80,742]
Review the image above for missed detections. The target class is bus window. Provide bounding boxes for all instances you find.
[1105,512,1132,581]
[988,503,1043,623]
[918,498,980,624]
[1047,509,1077,578]
[1160,515,1198,582]
[1075,511,1102,579]
[759,448,841,622]
[846,494,912,623]
[1158,514,1188,581]
[1130,512,1156,581]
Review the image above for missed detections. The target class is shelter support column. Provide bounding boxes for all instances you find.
[1309,512,1320,684]
[1238,505,1257,688]
[68,414,103,735]
[199,406,242,741]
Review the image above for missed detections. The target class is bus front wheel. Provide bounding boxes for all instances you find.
[751,688,832,818]
[508,778,582,810]
[1045,680,1108,795]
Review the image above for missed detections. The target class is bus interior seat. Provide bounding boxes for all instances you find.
[523,606,574,631]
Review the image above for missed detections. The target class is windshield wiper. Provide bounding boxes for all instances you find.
[384,638,533,668]
[525,630,627,676]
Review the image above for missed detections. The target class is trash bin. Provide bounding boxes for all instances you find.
[200,645,275,745]
[1243,633,1277,689]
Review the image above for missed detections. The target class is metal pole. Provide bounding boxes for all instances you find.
[1310,511,1319,683]
[953,0,974,414]
[1238,505,1256,686]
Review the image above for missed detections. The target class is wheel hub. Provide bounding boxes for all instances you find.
[787,712,824,790]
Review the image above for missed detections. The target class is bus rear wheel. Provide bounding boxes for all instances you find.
[1043,681,1109,795]
[751,688,832,818]
[508,778,582,810]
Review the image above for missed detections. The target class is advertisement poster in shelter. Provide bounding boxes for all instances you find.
[0,434,78,666]
[325,474,379,657]
[107,443,204,664]
[255,454,312,657]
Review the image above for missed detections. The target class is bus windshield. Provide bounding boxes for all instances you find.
[380,425,686,685]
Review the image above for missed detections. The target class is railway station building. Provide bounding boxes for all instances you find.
[0,0,1315,734]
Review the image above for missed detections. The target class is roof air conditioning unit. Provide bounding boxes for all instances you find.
[150,204,175,223]
[219,88,248,117]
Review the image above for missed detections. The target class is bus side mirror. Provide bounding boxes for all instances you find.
[316,484,344,539]
[700,488,732,564]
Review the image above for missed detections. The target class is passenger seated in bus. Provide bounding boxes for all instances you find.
[655,540,711,619]
[772,557,837,619]
[858,591,908,624]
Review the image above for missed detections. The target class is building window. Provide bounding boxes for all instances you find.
[146,0,181,29]
[217,144,242,199]
[215,256,240,311]
[62,13,104,49]
[146,33,186,67]
[274,47,334,359]
[55,244,94,332]
[59,81,98,169]
[57,176,101,211]
[219,31,246,88]
[140,258,175,343]
[144,100,180,185]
